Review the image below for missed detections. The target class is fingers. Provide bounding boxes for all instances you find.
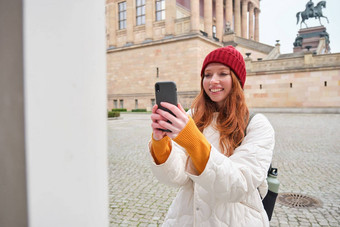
[156,102,189,139]
[158,103,188,123]
[151,102,189,139]
[151,104,158,114]
[159,102,184,117]
[151,104,167,140]
[151,113,167,132]
[178,103,186,113]
[156,118,175,131]
[151,122,167,135]
[151,112,166,123]
[152,126,166,141]
[151,104,167,123]
[151,120,167,141]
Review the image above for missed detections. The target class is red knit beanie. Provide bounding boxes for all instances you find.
[200,46,246,88]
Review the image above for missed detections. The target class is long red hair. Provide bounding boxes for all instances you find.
[191,71,249,157]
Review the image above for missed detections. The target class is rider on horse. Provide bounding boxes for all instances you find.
[306,0,315,17]
[297,0,329,28]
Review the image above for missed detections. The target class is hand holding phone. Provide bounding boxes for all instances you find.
[155,81,178,116]
[153,102,189,139]
[154,82,178,132]
[152,81,189,138]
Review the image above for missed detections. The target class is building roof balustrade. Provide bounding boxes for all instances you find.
[246,52,340,75]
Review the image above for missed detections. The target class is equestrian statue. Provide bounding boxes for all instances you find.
[296,0,329,28]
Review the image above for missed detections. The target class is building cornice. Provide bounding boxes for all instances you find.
[246,52,340,76]
[107,33,223,53]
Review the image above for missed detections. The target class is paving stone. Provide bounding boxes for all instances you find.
[147,224,158,227]
[108,113,340,226]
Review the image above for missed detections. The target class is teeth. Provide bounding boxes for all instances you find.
[210,88,223,92]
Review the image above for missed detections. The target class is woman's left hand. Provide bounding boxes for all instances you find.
[156,102,189,139]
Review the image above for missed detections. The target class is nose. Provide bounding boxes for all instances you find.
[210,73,219,84]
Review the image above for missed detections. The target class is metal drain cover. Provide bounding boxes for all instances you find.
[277,193,322,208]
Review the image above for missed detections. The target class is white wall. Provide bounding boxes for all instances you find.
[24,0,109,226]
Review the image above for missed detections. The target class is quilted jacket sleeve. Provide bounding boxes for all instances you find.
[149,140,190,187]
[187,114,275,202]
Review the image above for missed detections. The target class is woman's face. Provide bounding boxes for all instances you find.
[203,63,233,108]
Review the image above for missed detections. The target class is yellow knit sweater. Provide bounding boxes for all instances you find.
[151,116,211,174]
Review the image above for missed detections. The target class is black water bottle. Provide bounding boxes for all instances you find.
[262,167,280,221]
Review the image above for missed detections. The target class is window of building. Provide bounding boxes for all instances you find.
[212,25,216,38]
[118,2,127,29]
[135,99,138,109]
[119,99,124,108]
[113,99,118,109]
[151,99,155,107]
[136,0,146,26]
[155,0,165,21]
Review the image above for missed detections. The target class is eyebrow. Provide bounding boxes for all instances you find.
[205,68,231,72]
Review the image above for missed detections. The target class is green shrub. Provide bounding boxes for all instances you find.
[131,109,147,112]
[112,108,127,112]
[108,111,120,118]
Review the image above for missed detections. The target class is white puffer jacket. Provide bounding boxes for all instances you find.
[149,113,275,227]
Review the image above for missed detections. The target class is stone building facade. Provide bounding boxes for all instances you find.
[106,0,261,49]
[106,0,340,111]
[245,51,340,107]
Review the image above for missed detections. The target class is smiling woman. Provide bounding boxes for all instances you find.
[148,46,275,226]
[192,46,249,156]
[202,63,233,107]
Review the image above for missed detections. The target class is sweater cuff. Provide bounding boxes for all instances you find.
[173,116,211,174]
[151,135,171,165]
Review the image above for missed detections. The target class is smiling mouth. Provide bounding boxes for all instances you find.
[210,88,224,93]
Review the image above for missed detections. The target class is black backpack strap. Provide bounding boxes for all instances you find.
[245,112,257,136]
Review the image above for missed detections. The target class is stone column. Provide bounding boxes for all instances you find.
[255,8,260,41]
[145,0,153,40]
[165,0,176,36]
[234,0,241,36]
[2,0,109,226]
[204,0,213,37]
[0,1,28,226]
[216,0,223,40]
[226,0,233,30]
[190,0,200,33]
[126,0,134,44]
[107,3,116,47]
[241,0,248,38]
[248,3,254,40]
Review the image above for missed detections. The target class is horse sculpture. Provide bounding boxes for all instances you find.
[296,1,329,28]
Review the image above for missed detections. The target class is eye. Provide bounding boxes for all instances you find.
[220,72,230,76]
[204,73,211,78]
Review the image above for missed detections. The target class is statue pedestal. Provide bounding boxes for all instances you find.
[293,26,330,53]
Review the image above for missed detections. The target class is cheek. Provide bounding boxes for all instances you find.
[202,78,210,92]
[223,77,233,93]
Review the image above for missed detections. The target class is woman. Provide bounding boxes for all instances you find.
[149,46,275,226]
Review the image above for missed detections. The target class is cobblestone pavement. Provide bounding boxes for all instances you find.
[108,112,340,226]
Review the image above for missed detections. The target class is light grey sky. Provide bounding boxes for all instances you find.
[260,0,339,54]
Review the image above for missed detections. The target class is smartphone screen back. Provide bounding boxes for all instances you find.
[155,81,178,115]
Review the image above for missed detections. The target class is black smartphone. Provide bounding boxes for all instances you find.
[155,81,178,132]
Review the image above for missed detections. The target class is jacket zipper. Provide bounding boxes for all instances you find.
[193,183,196,227]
